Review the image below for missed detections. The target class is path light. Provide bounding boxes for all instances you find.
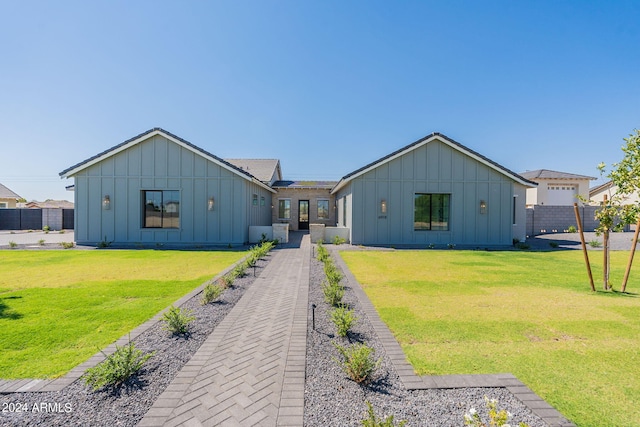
[311,303,316,330]
[479,200,487,214]
[102,195,110,210]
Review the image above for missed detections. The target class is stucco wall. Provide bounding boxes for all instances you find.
[525,178,591,206]
[272,188,335,231]
[72,134,272,245]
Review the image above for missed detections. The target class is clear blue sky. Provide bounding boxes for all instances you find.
[1,0,639,201]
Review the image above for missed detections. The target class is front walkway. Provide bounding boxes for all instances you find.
[138,235,310,427]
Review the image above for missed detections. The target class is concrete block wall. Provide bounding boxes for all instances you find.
[526,205,602,236]
[42,208,64,231]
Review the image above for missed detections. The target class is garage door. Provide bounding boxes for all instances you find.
[547,184,577,205]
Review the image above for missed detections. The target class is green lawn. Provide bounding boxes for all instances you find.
[0,249,245,379]
[341,250,640,427]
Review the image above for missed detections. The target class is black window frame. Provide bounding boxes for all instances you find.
[414,193,450,231]
[143,190,180,229]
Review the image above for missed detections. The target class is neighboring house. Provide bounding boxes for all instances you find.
[0,183,21,209]
[519,169,596,207]
[589,180,640,205]
[331,132,536,246]
[25,200,74,209]
[271,181,337,231]
[59,128,275,246]
[225,159,282,187]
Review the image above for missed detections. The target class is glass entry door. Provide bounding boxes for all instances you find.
[298,200,309,230]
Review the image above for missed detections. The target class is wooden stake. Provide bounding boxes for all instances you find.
[621,218,640,293]
[603,194,610,290]
[574,203,595,292]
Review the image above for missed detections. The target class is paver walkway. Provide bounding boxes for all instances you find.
[138,235,310,427]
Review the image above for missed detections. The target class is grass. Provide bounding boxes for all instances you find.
[0,250,244,379]
[340,250,640,427]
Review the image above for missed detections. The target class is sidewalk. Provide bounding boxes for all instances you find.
[138,234,310,427]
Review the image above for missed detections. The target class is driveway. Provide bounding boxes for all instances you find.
[0,230,75,248]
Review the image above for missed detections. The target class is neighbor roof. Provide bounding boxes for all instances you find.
[332,132,537,194]
[59,128,275,193]
[0,183,21,200]
[272,180,338,189]
[519,169,597,181]
[589,180,613,197]
[225,159,282,184]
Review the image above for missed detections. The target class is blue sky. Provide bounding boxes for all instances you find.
[1,0,639,201]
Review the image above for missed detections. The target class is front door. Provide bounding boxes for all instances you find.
[298,200,309,230]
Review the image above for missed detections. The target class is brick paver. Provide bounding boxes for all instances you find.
[138,235,310,427]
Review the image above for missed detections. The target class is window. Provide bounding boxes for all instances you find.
[260,196,265,206]
[512,196,517,225]
[342,196,347,226]
[278,199,291,219]
[414,194,450,231]
[252,194,258,206]
[317,200,329,220]
[143,190,180,228]
[0,202,7,209]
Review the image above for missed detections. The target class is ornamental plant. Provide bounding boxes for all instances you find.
[330,304,357,337]
[463,396,530,427]
[333,341,380,384]
[162,305,196,335]
[201,281,223,305]
[83,339,154,390]
[361,401,406,427]
[322,280,344,306]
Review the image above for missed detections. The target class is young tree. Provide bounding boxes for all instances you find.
[596,129,640,291]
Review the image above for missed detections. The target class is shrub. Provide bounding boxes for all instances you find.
[8,241,17,248]
[464,396,530,427]
[332,235,347,245]
[162,305,196,335]
[97,236,112,248]
[333,342,380,384]
[59,230,65,234]
[43,225,50,232]
[324,261,343,285]
[589,239,602,248]
[83,340,154,390]
[201,281,223,305]
[447,243,456,249]
[59,242,75,249]
[362,401,407,427]
[515,242,530,250]
[330,305,357,337]
[322,280,345,306]
[549,241,559,248]
[316,242,329,262]
[38,239,45,246]
[567,225,577,233]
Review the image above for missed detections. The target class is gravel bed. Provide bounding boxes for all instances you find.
[304,247,548,426]
[0,254,271,427]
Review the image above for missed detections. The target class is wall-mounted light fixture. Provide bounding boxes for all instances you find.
[380,199,387,214]
[480,200,487,214]
[208,196,215,211]
[102,195,110,210]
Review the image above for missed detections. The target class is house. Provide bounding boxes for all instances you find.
[519,169,596,207]
[331,132,536,246]
[589,180,640,205]
[270,181,337,231]
[25,200,75,209]
[0,183,22,209]
[59,128,275,246]
[225,159,282,187]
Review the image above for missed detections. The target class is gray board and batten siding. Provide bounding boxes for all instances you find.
[332,134,533,246]
[60,129,274,246]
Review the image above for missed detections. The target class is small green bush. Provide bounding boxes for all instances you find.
[515,242,530,250]
[333,235,347,245]
[567,225,577,233]
[324,261,343,285]
[330,305,357,337]
[83,340,154,390]
[589,239,602,248]
[201,281,223,305]
[162,305,196,335]
[8,241,17,248]
[43,225,50,232]
[317,242,329,262]
[59,242,74,249]
[322,280,345,306]
[38,239,45,246]
[362,401,407,427]
[549,241,559,248]
[333,342,380,384]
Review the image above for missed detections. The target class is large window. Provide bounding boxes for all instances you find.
[278,199,291,219]
[414,193,450,231]
[317,200,329,220]
[143,190,180,228]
